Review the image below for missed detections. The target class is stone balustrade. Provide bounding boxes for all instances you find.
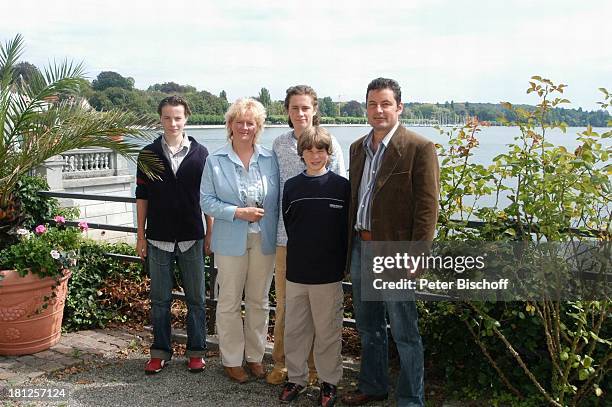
[61,148,115,178]
[35,149,136,244]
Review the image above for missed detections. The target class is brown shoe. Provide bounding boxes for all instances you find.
[341,390,388,405]
[266,366,288,384]
[224,366,248,383]
[307,370,319,386]
[245,361,266,379]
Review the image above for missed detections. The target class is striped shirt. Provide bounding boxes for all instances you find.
[355,121,399,231]
[149,133,197,253]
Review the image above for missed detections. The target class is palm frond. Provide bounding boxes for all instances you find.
[0,34,24,85]
[0,34,161,206]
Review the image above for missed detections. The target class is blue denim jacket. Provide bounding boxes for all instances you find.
[200,143,279,256]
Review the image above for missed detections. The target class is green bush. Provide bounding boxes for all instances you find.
[63,241,145,331]
[14,176,60,229]
[426,78,611,406]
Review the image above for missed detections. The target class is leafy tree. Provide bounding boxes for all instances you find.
[340,100,364,117]
[12,61,39,84]
[258,87,271,108]
[267,100,285,116]
[92,71,135,91]
[184,90,228,115]
[219,90,227,101]
[319,96,336,117]
[147,81,196,94]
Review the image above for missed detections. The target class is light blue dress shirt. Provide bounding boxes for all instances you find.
[200,143,279,256]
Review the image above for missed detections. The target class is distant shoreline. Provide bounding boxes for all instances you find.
[185,123,370,129]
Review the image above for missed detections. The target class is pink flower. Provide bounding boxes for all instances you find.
[54,215,66,224]
[35,225,47,235]
[78,221,89,231]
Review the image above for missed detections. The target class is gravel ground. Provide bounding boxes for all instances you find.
[2,352,398,407]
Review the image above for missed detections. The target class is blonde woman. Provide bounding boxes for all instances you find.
[200,98,279,383]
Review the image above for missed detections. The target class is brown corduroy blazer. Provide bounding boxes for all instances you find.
[347,124,440,269]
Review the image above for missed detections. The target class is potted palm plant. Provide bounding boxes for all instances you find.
[0,34,159,355]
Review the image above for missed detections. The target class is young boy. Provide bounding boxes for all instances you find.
[279,126,350,407]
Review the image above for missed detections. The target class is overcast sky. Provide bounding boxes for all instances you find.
[2,0,611,110]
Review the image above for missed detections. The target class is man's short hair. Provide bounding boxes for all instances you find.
[157,95,192,117]
[297,126,333,157]
[284,85,320,128]
[366,78,401,105]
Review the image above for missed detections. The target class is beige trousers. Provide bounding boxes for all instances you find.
[271,246,316,372]
[284,280,344,386]
[215,233,275,367]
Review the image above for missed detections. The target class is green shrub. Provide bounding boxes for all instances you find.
[427,78,611,406]
[14,176,60,229]
[63,241,145,331]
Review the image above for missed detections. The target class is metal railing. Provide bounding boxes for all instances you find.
[39,190,462,332]
[39,191,610,334]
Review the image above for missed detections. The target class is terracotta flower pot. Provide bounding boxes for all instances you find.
[0,269,71,355]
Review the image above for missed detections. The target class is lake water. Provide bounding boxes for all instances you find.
[184,125,609,170]
[128,125,609,213]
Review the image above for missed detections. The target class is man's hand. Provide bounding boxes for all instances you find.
[204,233,212,256]
[235,207,265,222]
[137,238,147,259]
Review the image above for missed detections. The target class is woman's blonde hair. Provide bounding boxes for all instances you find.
[224,98,267,143]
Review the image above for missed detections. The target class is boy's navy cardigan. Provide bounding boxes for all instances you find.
[135,136,208,242]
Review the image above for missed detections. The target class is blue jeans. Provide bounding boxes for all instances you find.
[148,240,207,360]
[350,236,424,407]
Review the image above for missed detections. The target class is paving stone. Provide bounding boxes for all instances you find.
[102,330,136,341]
[50,344,76,355]
[55,356,82,367]
[42,362,64,373]
[75,336,104,346]
[33,350,61,360]
[6,375,29,386]
[0,370,17,380]
[79,354,98,363]
[106,339,130,349]
[15,355,37,365]
[90,332,113,341]
[0,360,22,370]
[78,330,97,337]
[75,347,103,356]
[97,343,119,352]
[26,371,46,379]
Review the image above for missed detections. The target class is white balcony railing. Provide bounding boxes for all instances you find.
[61,148,115,179]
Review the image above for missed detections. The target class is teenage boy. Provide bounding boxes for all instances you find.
[136,95,211,375]
[278,126,350,407]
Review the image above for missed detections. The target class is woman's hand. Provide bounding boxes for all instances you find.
[235,207,265,222]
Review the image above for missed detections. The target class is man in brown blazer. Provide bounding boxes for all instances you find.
[341,78,439,407]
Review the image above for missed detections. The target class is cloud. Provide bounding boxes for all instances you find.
[1,0,610,109]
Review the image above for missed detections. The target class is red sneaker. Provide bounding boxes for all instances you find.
[187,357,206,372]
[144,358,167,375]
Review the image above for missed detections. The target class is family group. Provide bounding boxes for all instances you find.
[135,77,439,407]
